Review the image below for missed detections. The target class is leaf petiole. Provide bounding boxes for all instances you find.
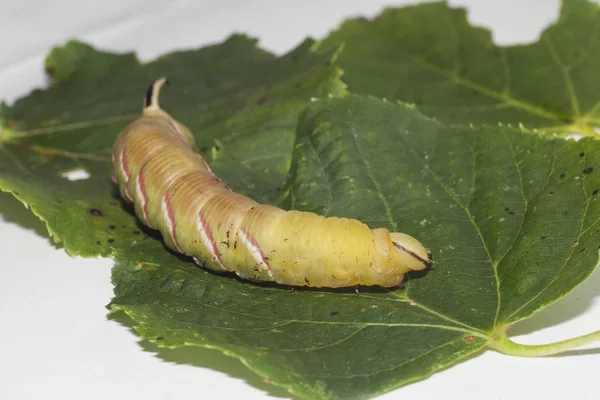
[490,329,600,357]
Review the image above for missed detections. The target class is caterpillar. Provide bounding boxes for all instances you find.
[111,77,432,288]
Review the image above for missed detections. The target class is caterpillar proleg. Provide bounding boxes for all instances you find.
[111,78,432,288]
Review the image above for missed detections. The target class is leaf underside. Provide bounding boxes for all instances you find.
[2,1,600,399]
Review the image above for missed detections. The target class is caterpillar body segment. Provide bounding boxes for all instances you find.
[111,77,432,288]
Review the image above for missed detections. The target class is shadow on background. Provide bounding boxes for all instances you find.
[1,189,289,398]
[108,311,291,399]
[508,261,600,339]
[547,347,600,358]
[0,190,48,237]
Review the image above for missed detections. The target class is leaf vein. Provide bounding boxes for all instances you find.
[306,127,333,215]
[350,126,397,231]
[544,36,581,117]
[302,336,482,379]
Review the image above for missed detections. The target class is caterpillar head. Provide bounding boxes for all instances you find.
[389,232,432,272]
[142,77,196,148]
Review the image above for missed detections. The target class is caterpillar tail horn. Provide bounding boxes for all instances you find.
[143,77,169,112]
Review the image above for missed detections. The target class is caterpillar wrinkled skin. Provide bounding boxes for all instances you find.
[111,78,432,288]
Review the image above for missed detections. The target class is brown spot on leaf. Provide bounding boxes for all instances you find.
[90,208,103,216]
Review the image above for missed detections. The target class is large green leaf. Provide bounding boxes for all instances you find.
[0,36,344,256]
[109,95,600,399]
[319,0,600,136]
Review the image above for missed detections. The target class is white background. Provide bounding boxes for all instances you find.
[1,1,599,399]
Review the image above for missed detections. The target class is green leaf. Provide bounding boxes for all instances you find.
[319,0,600,136]
[0,36,344,256]
[109,95,600,399]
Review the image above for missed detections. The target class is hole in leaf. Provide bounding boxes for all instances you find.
[60,167,91,181]
[564,133,583,141]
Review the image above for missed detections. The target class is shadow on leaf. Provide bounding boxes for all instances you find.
[546,346,600,358]
[0,190,49,238]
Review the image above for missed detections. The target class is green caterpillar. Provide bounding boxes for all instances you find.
[111,78,432,288]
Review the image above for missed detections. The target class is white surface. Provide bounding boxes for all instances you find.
[1,1,599,399]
